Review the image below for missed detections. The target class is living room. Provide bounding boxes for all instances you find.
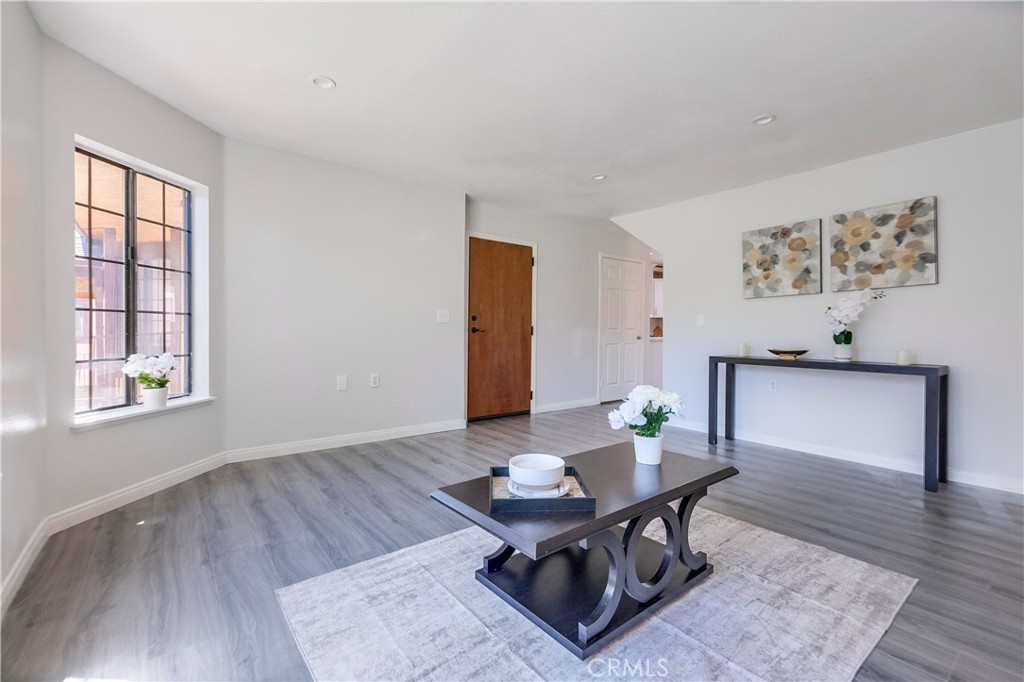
[2,2,1022,681]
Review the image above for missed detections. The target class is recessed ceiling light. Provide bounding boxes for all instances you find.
[591,173,608,181]
[752,114,776,126]
[310,75,337,90]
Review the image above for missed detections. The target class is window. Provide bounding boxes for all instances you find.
[74,149,192,414]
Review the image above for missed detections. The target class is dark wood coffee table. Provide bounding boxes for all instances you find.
[430,442,738,659]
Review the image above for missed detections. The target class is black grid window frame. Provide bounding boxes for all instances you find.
[74,148,193,414]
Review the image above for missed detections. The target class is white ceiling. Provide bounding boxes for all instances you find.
[29,2,1023,218]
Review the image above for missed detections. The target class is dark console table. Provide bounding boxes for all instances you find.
[431,443,738,659]
[708,355,949,492]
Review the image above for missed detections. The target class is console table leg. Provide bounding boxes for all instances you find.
[924,374,941,492]
[483,542,516,573]
[708,359,719,445]
[939,374,949,483]
[724,363,736,441]
[676,489,709,571]
[577,529,626,646]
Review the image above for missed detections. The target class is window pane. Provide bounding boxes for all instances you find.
[75,310,90,361]
[75,206,89,257]
[166,271,188,314]
[92,311,125,360]
[91,361,127,409]
[137,266,165,312]
[75,152,89,205]
[90,209,125,262]
[74,364,90,413]
[136,174,163,223]
[91,260,125,311]
[167,314,189,356]
[166,227,186,271]
[136,220,164,267]
[165,185,185,228]
[90,158,125,214]
[168,356,189,397]
[136,312,164,355]
[75,258,91,307]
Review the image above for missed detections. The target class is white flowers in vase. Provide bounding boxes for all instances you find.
[826,289,885,344]
[121,352,176,389]
[608,385,683,438]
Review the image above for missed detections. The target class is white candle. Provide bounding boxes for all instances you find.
[737,342,750,357]
[896,350,912,366]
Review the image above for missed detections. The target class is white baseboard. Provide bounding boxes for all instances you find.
[1,520,49,616]
[946,468,1024,495]
[2,418,469,617]
[667,420,1024,494]
[223,419,467,463]
[533,397,600,414]
[46,451,228,536]
[2,450,224,616]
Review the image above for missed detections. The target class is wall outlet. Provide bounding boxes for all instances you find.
[768,378,778,393]
[436,308,451,323]
[370,373,380,388]
[696,313,705,327]
[336,374,348,391]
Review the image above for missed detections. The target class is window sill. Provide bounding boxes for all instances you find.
[71,395,216,432]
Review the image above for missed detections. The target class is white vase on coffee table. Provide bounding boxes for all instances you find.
[633,433,664,465]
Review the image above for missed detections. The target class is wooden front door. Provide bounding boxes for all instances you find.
[468,237,533,420]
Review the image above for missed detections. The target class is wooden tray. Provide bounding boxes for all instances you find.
[489,466,596,513]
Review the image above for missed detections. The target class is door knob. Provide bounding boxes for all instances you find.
[471,327,486,333]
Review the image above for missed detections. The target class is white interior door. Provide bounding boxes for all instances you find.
[599,255,645,402]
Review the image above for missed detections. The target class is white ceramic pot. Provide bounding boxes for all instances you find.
[833,343,854,362]
[142,386,168,410]
[633,433,664,465]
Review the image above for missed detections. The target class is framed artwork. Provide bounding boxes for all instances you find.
[742,219,822,298]
[829,196,937,291]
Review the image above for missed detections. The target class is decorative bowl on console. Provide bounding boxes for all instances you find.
[767,349,809,361]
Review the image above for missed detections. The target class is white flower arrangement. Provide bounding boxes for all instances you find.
[826,288,885,343]
[608,385,683,438]
[121,352,176,389]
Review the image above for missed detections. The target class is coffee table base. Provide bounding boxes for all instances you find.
[476,525,713,659]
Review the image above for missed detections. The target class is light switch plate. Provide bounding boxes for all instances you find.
[437,308,451,323]
[336,375,348,391]
[696,313,705,327]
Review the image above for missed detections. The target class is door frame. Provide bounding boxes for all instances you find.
[596,252,648,403]
[466,231,538,416]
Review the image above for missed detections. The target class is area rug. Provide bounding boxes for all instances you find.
[276,508,916,681]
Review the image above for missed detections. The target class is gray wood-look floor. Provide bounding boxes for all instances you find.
[3,405,1022,681]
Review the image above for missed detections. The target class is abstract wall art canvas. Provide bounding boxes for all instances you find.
[829,196,937,291]
[742,219,822,298]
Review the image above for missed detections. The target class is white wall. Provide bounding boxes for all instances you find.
[223,140,467,452]
[39,39,226,515]
[466,200,652,410]
[615,120,1024,493]
[1,1,48,581]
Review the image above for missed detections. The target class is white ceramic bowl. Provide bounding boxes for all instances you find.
[508,454,566,490]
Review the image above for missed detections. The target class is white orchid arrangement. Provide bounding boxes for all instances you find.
[608,385,683,438]
[826,288,885,343]
[121,352,176,389]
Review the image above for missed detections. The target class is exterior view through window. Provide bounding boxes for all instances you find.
[74,149,192,413]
